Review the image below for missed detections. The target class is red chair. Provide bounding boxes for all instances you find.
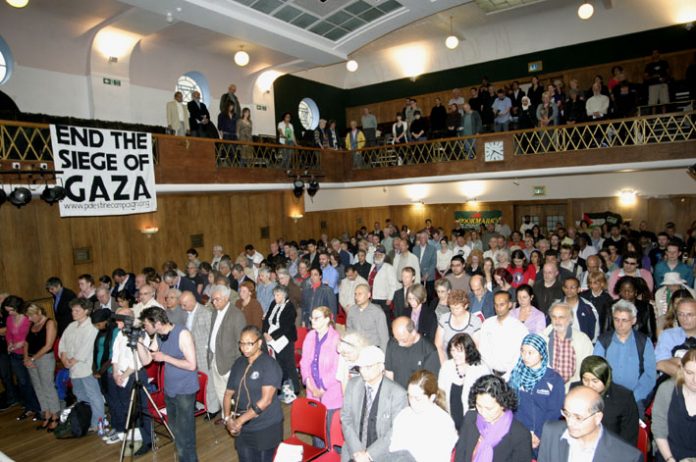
[147,371,208,423]
[144,362,162,391]
[295,326,309,369]
[314,411,343,461]
[637,423,649,462]
[193,372,209,417]
[281,398,329,461]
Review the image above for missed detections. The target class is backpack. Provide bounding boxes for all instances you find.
[54,401,92,439]
[597,330,647,376]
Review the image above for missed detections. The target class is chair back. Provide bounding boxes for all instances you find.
[637,423,649,462]
[328,410,343,450]
[194,371,208,416]
[290,397,328,443]
[295,326,309,368]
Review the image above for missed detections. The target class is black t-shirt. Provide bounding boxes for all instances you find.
[644,60,670,85]
[0,311,7,352]
[227,352,283,432]
[384,337,440,389]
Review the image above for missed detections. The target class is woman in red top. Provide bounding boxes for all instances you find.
[507,250,536,289]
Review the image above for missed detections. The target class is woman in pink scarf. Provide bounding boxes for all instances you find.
[453,375,532,462]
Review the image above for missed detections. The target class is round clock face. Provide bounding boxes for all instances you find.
[298,98,320,130]
[485,141,504,161]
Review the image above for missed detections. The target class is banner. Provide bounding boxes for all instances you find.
[50,125,157,217]
[455,210,503,226]
[581,211,623,227]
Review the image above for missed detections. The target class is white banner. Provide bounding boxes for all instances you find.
[50,125,157,217]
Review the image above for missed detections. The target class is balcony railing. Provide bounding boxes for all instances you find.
[213,140,322,171]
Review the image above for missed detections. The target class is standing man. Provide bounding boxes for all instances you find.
[346,284,389,352]
[211,244,224,270]
[491,89,513,131]
[413,231,437,301]
[654,241,694,287]
[559,277,599,342]
[384,317,440,389]
[361,108,378,147]
[537,386,642,462]
[643,49,671,106]
[45,277,77,336]
[187,91,211,138]
[219,84,241,120]
[112,268,136,298]
[207,285,245,423]
[393,239,420,284]
[341,346,407,462]
[368,246,398,323]
[339,265,368,316]
[137,307,199,462]
[95,287,118,311]
[179,291,218,415]
[166,91,190,136]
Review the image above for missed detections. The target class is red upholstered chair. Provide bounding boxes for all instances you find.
[637,420,650,462]
[280,397,329,461]
[193,372,208,417]
[295,326,309,369]
[314,411,343,461]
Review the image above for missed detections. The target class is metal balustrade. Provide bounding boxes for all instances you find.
[214,140,322,171]
[351,136,478,169]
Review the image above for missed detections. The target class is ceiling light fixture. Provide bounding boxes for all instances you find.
[234,46,250,67]
[445,16,459,50]
[578,2,594,20]
[6,0,29,8]
[346,60,358,72]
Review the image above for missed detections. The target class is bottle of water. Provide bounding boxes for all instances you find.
[103,416,110,432]
[97,417,104,437]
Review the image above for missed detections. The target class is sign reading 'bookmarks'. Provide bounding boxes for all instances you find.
[455,210,503,227]
[50,125,157,217]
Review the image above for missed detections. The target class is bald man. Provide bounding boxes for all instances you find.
[179,291,219,415]
[537,386,642,462]
[384,317,440,389]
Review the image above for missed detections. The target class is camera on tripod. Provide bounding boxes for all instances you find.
[113,314,145,349]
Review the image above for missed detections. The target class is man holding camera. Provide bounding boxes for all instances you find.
[137,307,199,462]
[108,308,153,453]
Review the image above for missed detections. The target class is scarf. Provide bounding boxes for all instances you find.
[509,334,548,394]
[474,409,514,462]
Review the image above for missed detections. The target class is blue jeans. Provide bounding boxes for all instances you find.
[236,440,275,462]
[110,371,152,446]
[0,352,19,405]
[9,353,40,413]
[165,393,197,462]
[71,375,105,428]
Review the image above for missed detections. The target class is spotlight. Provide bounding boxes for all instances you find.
[578,2,594,20]
[40,185,67,205]
[292,178,304,198]
[9,187,31,208]
[0,189,6,207]
[307,180,320,197]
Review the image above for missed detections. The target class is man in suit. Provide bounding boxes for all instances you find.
[412,231,437,300]
[95,287,118,311]
[179,291,219,415]
[166,91,189,136]
[112,268,136,298]
[207,285,245,425]
[229,264,249,292]
[537,386,643,462]
[45,276,77,336]
[163,270,199,302]
[187,90,210,138]
[341,346,407,462]
[219,84,241,120]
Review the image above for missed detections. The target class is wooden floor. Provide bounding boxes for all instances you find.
[0,400,297,462]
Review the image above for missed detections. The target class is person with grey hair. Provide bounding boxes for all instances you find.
[537,386,642,462]
[256,267,277,315]
[211,244,224,270]
[95,286,118,311]
[276,268,302,326]
[542,301,594,390]
[163,288,187,326]
[208,284,246,425]
[593,299,656,414]
[262,285,300,402]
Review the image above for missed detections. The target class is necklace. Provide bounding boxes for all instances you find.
[455,363,467,379]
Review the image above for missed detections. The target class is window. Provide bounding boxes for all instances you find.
[546,215,565,233]
[298,97,320,130]
[175,71,210,104]
[0,36,13,85]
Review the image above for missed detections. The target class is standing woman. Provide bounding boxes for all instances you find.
[482,257,495,292]
[653,348,696,462]
[262,286,299,404]
[236,107,254,165]
[510,285,546,334]
[437,239,454,280]
[434,290,482,364]
[465,249,484,276]
[493,268,515,301]
[299,306,342,442]
[23,304,61,431]
[508,250,536,289]
[429,279,452,319]
[508,334,565,455]
[218,101,237,140]
[223,325,284,462]
[236,281,264,330]
[4,296,41,420]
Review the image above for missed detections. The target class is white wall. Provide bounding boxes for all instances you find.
[304,168,696,212]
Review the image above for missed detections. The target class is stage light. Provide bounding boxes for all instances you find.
[40,185,67,205]
[292,178,304,198]
[8,187,31,208]
[307,179,320,197]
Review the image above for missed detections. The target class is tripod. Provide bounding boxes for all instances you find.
[119,347,175,462]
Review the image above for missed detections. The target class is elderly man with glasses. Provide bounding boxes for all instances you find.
[656,298,696,377]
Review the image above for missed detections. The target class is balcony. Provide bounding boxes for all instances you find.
[1,111,695,187]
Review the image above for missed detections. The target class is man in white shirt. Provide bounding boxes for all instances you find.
[393,239,420,284]
[211,244,224,270]
[586,82,609,120]
[165,91,190,136]
[132,285,162,321]
[478,291,528,380]
[339,265,368,314]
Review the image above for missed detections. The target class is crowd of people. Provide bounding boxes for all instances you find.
[1,215,696,461]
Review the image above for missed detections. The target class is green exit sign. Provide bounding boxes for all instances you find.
[533,185,546,196]
[102,78,122,86]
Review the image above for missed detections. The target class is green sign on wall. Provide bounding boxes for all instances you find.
[455,210,503,226]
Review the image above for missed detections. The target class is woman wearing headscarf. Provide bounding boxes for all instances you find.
[571,355,639,445]
[508,333,565,455]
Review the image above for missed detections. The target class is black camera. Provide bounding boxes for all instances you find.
[113,313,145,349]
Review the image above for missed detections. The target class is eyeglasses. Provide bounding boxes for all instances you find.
[677,312,696,320]
[561,409,598,423]
[612,316,633,324]
[211,297,224,302]
[238,339,260,347]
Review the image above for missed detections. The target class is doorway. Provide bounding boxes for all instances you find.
[514,203,568,236]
